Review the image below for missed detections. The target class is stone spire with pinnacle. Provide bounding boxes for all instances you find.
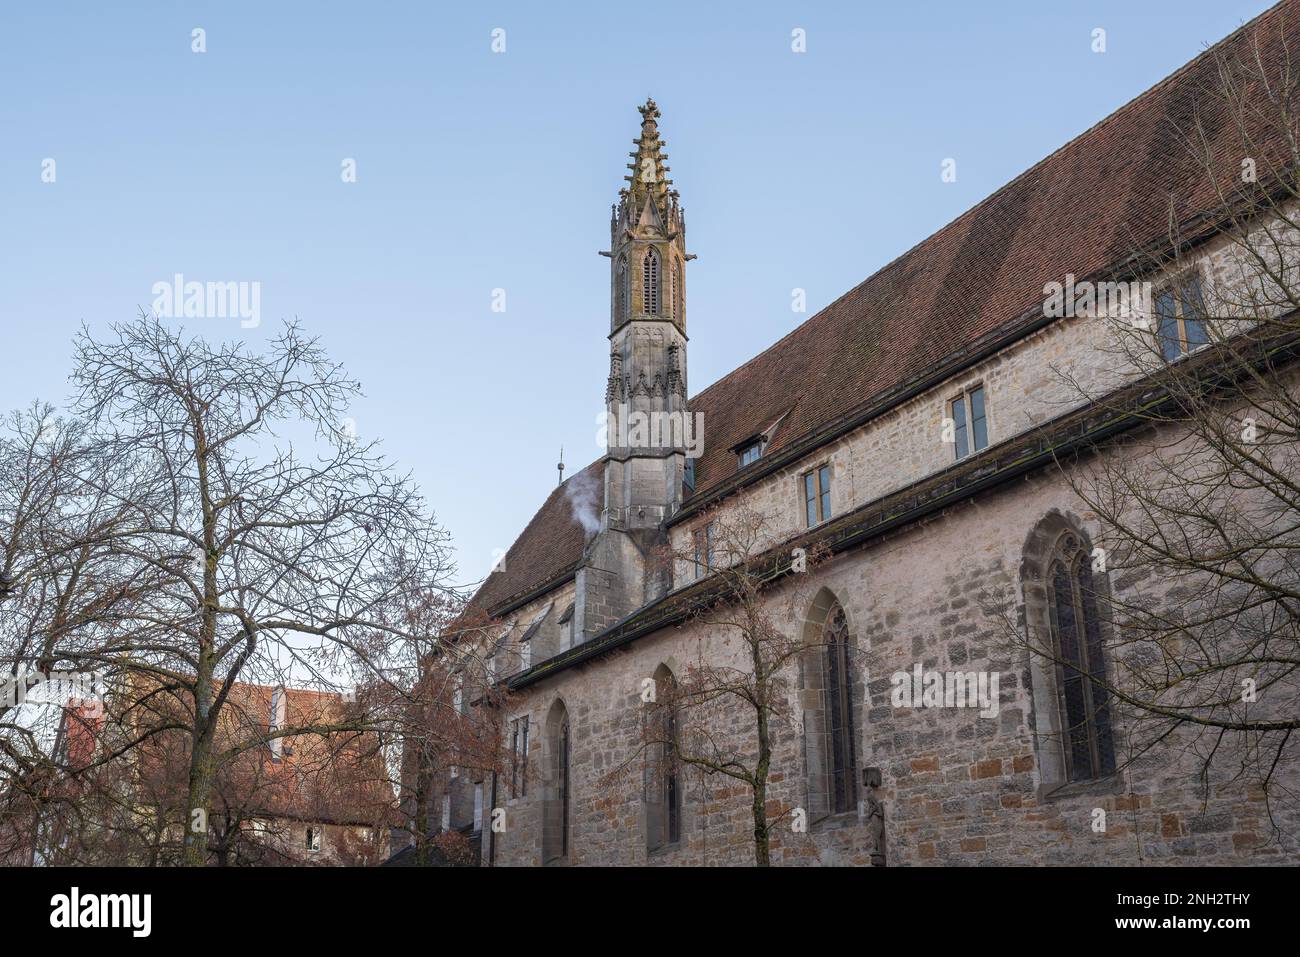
[577,98,696,643]
[620,98,678,225]
[608,98,689,335]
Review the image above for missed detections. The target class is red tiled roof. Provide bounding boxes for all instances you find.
[109,679,394,828]
[470,2,1295,616]
[59,701,104,771]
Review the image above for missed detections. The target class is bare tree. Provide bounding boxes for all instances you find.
[998,14,1300,839]
[41,316,456,865]
[0,403,154,863]
[600,504,833,866]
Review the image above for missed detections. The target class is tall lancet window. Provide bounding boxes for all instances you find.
[1047,531,1116,782]
[673,259,683,323]
[665,256,677,321]
[617,254,629,320]
[643,247,660,315]
[823,605,857,814]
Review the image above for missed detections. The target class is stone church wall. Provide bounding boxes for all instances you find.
[490,450,1300,865]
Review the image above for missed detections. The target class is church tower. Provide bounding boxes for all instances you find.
[575,98,694,641]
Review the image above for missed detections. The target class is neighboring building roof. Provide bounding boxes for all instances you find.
[103,679,395,829]
[57,701,104,771]
[469,2,1296,617]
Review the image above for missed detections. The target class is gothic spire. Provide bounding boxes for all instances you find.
[618,98,682,235]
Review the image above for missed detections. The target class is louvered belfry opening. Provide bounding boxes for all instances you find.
[617,254,628,320]
[642,246,660,315]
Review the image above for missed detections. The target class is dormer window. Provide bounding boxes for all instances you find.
[736,439,764,468]
[519,604,552,670]
[557,603,575,652]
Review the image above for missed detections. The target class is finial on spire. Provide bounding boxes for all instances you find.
[557,446,565,486]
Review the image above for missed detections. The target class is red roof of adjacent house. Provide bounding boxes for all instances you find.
[97,679,395,829]
[469,2,1296,616]
[58,701,104,771]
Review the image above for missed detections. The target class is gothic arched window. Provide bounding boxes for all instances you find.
[801,590,859,821]
[543,699,571,863]
[643,247,660,315]
[617,254,628,320]
[666,256,675,321]
[824,605,858,813]
[646,665,681,852]
[1046,532,1116,782]
[673,258,683,323]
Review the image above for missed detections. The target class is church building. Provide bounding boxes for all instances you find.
[440,5,1300,866]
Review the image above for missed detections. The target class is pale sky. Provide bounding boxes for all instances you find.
[0,0,1272,589]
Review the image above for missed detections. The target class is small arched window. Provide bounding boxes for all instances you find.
[646,665,681,852]
[643,247,660,315]
[542,699,571,863]
[1047,532,1116,781]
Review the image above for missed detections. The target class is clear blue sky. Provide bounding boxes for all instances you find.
[0,1,1272,589]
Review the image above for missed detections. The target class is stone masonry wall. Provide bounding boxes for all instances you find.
[671,235,1247,570]
[475,229,1300,866]
[489,458,1300,866]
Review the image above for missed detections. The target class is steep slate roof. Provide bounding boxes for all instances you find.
[470,2,1295,617]
[469,460,600,611]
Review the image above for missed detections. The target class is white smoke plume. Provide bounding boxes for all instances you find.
[564,469,601,537]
